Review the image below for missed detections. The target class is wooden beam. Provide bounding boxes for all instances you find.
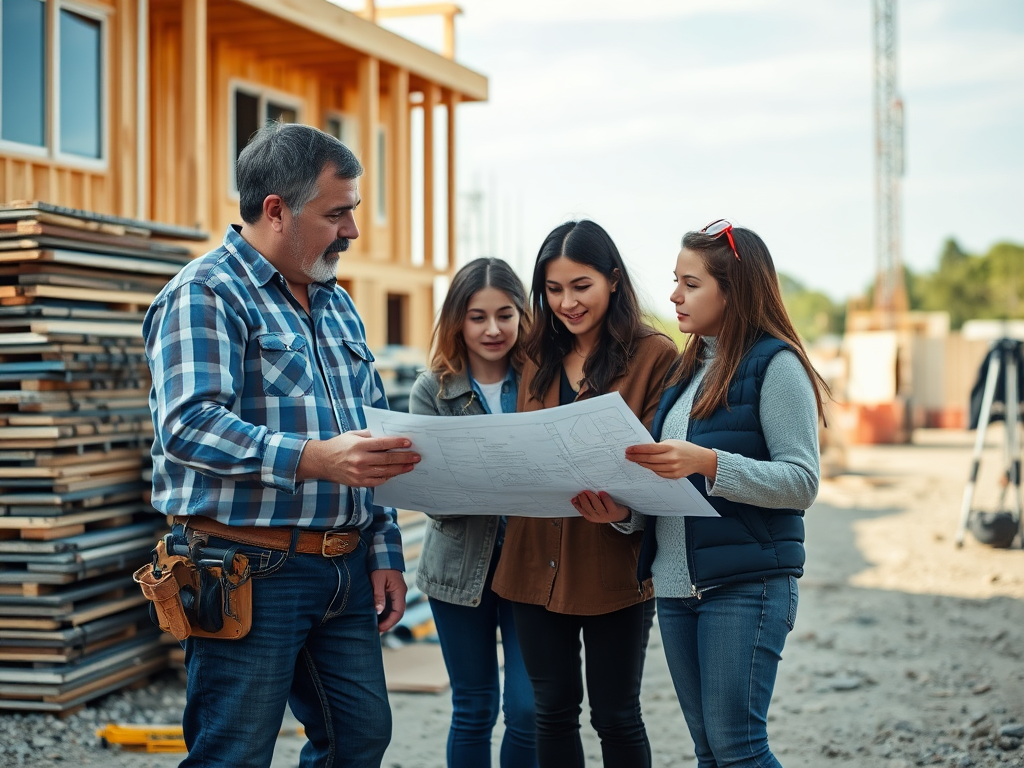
[389,68,411,265]
[374,3,462,59]
[375,3,461,20]
[357,56,380,258]
[181,0,209,231]
[230,0,486,101]
[445,89,459,274]
[422,85,438,270]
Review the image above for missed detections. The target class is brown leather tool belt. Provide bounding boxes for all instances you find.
[175,515,361,557]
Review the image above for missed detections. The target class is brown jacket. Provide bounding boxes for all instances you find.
[491,331,678,615]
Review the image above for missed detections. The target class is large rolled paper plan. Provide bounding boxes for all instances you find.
[364,393,719,519]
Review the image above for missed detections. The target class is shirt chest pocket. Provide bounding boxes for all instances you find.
[258,333,314,398]
[338,337,376,400]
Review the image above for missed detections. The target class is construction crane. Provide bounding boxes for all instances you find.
[873,0,908,322]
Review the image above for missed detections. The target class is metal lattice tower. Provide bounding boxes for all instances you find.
[873,0,908,318]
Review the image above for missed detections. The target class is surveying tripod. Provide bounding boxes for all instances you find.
[956,338,1024,547]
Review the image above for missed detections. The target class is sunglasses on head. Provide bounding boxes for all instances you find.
[701,219,740,262]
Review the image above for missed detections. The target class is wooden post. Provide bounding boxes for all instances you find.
[445,90,459,274]
[116,0,137,218]
[389,68,410,265]
[181,0,208,231]
[423,84,438,269]
[443,11,456,59]
[358,56,380,258]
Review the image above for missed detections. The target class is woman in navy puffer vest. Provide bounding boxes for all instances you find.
[626,221,829,768]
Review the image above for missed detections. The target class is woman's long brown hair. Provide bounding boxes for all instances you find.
[430,257,530,388]
[672,226,830,422]
[523,220,655,401]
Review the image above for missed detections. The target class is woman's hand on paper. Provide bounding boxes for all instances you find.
[572,490,630,524]
[625,440,718,481]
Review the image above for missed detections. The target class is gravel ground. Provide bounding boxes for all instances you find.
[1,428,1023,768]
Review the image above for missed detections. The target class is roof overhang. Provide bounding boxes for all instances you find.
[233,0,488,101]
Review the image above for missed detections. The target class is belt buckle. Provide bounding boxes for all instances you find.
[322,530,352,557]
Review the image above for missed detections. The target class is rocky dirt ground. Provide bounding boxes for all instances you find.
[1,428,1022,768]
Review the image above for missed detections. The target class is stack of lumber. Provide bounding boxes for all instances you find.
[0,201,203,713]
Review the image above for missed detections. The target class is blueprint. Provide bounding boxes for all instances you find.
[363,393,719,519]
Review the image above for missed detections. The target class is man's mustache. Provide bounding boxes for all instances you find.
[323,239,350,256]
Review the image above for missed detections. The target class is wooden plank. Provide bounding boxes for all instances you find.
[0,431,151,450]
[21,525,87,541]
[0,267,167,293]
[0,201,207,241]
[11,284,158,306]
[0,249,183,275]
[0,222,164,252]
[0,237,191,261]
[0,505,147,530]
[382,641,449,693]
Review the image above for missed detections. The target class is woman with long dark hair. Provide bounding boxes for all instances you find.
[410,257,537,768]
[492,220,677,768]
[627,220,828,768]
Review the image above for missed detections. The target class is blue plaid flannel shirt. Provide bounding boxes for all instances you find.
[144,226,403,571]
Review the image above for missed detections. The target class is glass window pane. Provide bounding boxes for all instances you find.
[325,116,342,141]
[266,101,296,125]
[59,9,101,158]
[234,89,259,163]
[2,0,47,147]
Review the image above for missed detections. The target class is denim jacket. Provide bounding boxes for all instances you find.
[409,367,519,606]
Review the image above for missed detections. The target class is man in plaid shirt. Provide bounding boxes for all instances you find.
[144,122,420,768]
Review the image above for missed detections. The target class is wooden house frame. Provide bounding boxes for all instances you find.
[0,0,488,351]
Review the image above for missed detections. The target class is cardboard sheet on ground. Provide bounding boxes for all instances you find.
[364,393,719,519]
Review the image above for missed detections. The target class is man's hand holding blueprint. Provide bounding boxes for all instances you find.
[363,393,719,518]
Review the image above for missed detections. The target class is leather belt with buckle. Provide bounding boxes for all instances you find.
[174,516,360,558]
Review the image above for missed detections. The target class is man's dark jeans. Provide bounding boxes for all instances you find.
[180,536,391,768]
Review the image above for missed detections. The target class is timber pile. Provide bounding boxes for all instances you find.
[0,201,203,713]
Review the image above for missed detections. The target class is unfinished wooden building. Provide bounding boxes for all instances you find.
[0,0,487,351]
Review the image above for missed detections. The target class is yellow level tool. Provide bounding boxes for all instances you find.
[97,723,306,753]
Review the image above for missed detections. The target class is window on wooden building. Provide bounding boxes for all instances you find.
[324,112,359,155]
[1,0,46,148]
[387,293,408,346]
[58,8,102,159]
[230,83,301,192]
[0,0,107,163]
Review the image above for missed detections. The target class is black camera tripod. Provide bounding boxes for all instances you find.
[956,338,1024,548]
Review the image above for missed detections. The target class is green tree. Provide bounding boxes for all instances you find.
[914,238,1024,329]
[779,273,844,342]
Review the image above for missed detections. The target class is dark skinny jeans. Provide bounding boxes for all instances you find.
[510,600,652,768]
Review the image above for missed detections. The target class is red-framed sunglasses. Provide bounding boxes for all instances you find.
[701,219,740,262]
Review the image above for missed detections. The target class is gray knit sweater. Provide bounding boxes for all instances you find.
[651,337,820,598]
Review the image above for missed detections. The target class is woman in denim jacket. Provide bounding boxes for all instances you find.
[410,257,537,768]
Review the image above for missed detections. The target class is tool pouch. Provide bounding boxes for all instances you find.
[133,533,252,641]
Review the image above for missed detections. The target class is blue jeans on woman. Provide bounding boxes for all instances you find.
[180,535,391,768]
[656,575,798,768]
[429,569,537,768]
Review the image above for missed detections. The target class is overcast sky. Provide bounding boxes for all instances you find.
[338,0,1024,313]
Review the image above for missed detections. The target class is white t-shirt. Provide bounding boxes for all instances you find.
[476,379,505,415]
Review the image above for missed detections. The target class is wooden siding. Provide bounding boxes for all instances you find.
[3,0,479,353]
[0,0,138,218]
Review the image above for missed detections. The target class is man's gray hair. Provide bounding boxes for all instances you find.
[236,122,363,224]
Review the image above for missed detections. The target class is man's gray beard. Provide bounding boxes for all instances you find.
[304,253,339,284]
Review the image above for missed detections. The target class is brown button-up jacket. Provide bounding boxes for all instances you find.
[491,331,678,615]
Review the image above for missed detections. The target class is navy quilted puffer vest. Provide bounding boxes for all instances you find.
[637,336,806,590]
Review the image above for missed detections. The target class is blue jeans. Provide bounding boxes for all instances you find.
[428,573,537,767]
[179,536,391,768]
[656,576,798,768]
